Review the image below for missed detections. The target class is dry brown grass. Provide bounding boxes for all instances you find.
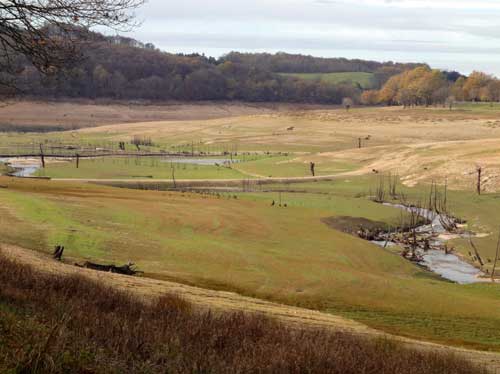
[80,106,500,147]
[2,243,500,372]
[0,250,488,374]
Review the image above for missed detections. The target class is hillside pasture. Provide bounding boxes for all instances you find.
[1,176,500,351]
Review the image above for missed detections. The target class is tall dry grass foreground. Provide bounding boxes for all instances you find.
[0,252,486,374]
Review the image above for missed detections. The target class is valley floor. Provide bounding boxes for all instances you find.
[2,101,500,364]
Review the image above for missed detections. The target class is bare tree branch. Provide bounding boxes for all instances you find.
[0,0,145,90]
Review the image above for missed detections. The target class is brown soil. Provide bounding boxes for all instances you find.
[321,216,388,236]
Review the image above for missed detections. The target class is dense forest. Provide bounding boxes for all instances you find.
[8,30,423,104]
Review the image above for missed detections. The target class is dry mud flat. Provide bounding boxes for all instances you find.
[0,100,329,130]
[2,243,500,372]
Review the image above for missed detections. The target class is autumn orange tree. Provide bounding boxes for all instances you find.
[373,66,500,106]
[376,66,449,106]
[462,71,494,101]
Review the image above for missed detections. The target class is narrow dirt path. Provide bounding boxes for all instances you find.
[2,243,500,372]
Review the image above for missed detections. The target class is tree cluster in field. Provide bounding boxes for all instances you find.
[5,31,421,104]
[361,66,500,107]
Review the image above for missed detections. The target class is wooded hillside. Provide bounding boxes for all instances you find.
[8,31,422,104]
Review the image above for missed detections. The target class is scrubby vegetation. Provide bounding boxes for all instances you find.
[0,252,487,374]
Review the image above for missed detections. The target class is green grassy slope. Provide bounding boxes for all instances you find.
[1,176,499,350]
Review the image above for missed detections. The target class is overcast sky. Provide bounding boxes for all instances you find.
[121,0,500,76]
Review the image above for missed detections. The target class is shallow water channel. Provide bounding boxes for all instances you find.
[0,157,239,177]
[0,157,41,177]
[374,203,485,285]
[160,157,238,166]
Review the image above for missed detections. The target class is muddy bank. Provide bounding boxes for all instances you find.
[321,216,389,237]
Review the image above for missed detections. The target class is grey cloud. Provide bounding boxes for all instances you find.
[119,0,500,75]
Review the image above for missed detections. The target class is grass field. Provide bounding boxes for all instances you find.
[279,72,376,89]
[33,155,356,180]
[455,102,500,112]
[35,157,251,180]
[1,176,500,351]
[2,102,500,354]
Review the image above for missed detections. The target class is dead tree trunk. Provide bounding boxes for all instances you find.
[39,144,45,168]
[492,227,500,282]
[171,165,176,189]
[468,233,485,267]
[358,138,362,149]
[53,245,64,261]
[76,153,80,168]
[78,261,142,276]
[477,167,482,195]
[310,162,315,177]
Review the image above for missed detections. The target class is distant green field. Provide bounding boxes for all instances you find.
[455,102,500,112]
[279,72,376,89]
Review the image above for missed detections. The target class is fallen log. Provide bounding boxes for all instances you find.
[75,261,143,276]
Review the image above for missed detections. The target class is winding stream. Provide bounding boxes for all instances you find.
[375,203,485,285]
